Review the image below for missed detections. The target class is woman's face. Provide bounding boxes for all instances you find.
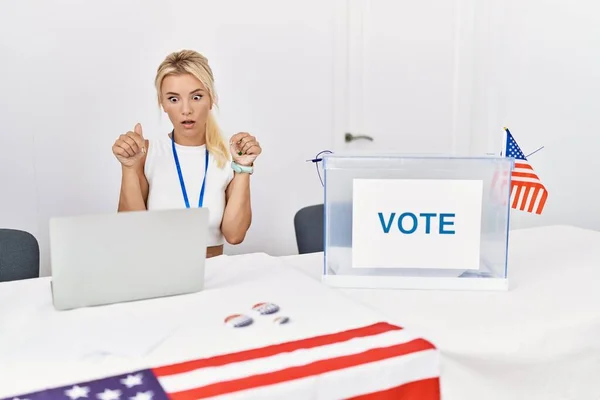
[160,73,212,140]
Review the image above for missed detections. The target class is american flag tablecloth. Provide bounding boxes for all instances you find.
[2,322,440,400]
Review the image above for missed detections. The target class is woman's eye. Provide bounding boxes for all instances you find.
[168,97,178,103]
[193,95,203,101]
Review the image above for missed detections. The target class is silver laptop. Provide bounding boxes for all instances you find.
[49,208,208,310]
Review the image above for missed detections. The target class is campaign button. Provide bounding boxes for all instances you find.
[273,316,290,325]
[224,314,253,328]
[252,302,280,315]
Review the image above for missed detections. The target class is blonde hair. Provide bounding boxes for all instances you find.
[155,50,230,168]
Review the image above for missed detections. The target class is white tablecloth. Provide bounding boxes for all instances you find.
[281,225,600,400]
[0,253,440,399]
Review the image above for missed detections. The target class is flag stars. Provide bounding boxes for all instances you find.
[130,391,153,400]
[96,389,121,400]
[507,137,526,159]
[120,374,143,389]
[65,385,90,400]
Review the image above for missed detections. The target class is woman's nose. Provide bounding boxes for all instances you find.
[181,101,193,115]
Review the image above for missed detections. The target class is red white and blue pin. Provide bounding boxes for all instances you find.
[252,302,290,324]
[252,302,280,315]
[224,313,253,328]
[273,316,290,325]
[225,303,289,328]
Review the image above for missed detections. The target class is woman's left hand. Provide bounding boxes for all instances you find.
[230,132,262,166]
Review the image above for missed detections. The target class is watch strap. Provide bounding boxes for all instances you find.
[231,161,254,174]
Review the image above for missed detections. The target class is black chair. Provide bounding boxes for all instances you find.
[294,204,324,254]
[0,229,40,282]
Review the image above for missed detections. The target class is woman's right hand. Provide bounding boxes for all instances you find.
[112,123,146,169]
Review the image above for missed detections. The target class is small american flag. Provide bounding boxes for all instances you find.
[504,128,548,214]
[1,323,440,400]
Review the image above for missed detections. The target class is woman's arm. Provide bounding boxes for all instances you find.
[117,162,148,212]
[220,131,262,245]
[221,173,251,244]
[113,126,149,212]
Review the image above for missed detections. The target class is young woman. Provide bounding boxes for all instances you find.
[111,50,261,258]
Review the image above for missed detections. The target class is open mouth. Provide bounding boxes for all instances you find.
[181,120,196,128]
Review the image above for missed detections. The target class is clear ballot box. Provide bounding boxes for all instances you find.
[322,154,514,291]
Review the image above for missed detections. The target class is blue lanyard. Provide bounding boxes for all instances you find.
[171,132,209,208]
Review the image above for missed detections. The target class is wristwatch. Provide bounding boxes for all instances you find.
[231,161,254,174]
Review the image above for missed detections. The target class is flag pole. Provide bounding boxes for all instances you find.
[501,126,508,157]
[525,146,544,158]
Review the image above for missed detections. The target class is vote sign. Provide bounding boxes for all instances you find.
[351,179,483,269]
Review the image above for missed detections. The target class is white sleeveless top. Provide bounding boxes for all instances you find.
[144,135,234,246]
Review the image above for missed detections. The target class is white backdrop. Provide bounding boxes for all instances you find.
[2,0,600,276]
[469,0,600,232]
[0,0,332,275]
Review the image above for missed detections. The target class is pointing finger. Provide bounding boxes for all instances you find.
[135,123,143,138]
[134,123,146,153]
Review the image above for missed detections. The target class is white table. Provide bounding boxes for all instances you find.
[281,225,600,400]
[0,253,440,400]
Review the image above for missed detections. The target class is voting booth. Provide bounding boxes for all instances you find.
[322,154,514,291]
